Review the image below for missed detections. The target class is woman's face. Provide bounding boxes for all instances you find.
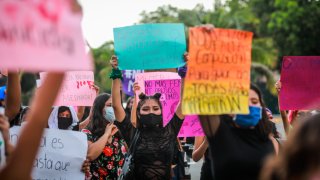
[58,110,71,118]
[139,99,161,115]
[249,89,261,107]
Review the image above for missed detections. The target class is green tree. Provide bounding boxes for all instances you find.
[268,0,320,65]
[91,41,114,93]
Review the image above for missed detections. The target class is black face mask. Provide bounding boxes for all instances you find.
[58,117,73,129]
[139,113,163,130]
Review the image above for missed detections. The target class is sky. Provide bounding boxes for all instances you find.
[79,0,214,48]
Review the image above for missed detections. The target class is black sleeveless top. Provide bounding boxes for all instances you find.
[207,119,274,180]
[115,114,184,180]
[200,149,214,180]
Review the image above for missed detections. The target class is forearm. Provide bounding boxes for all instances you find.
[112,79,125,122]
[175,78,184,119]
[130,97,137,126]
[87,134,110,161]
[278,97,290,135]
[77,106,85,120]
[4,140,14,163]
[79,117,90,130]
[199,115,220,137]
[5,72,21,120]
[192,140,208,162]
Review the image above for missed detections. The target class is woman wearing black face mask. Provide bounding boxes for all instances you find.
[82,93,127,180]
[110,55,185,180]
[48,106,79,130]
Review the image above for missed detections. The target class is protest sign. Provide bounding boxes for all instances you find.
[144,79,181,125]
[40,71,96,106]
[280,56,320,110]
[182,28,253,115]
[135,72,180,101]
[113,23,186,70]
[0,0,93,71]
[178,115,204,137]
[10,126,87,180]
[122,70,144,96]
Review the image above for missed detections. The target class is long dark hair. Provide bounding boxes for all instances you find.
[250,83,273,141]
[87,93,110,138]
[261,114,320,180]
[136,92,162,128]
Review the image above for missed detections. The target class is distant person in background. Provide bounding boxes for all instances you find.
[48,106,79,130]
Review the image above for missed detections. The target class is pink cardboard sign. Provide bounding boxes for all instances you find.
[178,115,204,137]
[144,78,204,137]
[280,56,320,110]
[40,71,96,106]
[144,79,181,126]
[135,72,181,98]
[0,0,93,71]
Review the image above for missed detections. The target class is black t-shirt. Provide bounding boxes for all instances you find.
[115,113,184,180]
[207,119,274,180]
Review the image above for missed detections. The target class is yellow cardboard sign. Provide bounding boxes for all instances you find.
[182,28,253,115]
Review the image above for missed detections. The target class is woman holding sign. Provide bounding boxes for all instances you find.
[111,55,186,180]
[200,84,279,180]
[82,93,127,180]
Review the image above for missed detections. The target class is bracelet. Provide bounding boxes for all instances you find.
[177,65,187,78]
[109,68,123,80]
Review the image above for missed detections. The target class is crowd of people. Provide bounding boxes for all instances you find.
[0,2,319,180]
[0,52,319,180]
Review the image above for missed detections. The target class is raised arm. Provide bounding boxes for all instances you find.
[79,84,100,130]
[110,56,126,122]
[192,136,209,162]
[5,71,21,121]
[199,115,221,138]
[275,80,290,136]
[0,72,65,179]
[175,53,190,120]
[130,83,140,127]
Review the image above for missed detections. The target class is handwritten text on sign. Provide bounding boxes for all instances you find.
[178,115,204,137]
[113,23,186,70]
[182,28,253,115]
[0,0,93,71]
[280,56,320,110]
[122,70,144,96]
[145,79,181,126]
[135,72,181,100]
[10,126,87,180]
[40,71,96,106]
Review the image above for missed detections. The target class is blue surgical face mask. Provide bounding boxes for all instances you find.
[234,106,262,128]
[104,107,115,123]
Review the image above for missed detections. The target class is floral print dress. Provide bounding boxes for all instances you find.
[82,129,127,180]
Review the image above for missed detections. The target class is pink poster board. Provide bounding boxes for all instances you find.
[40,71,96,106]
[143,78,204,137]
[178,115,204,137]
[144,79,181,126]
[280,56,320,110]
[0,0,93,71]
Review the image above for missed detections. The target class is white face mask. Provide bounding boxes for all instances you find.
[104,107,116,123]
